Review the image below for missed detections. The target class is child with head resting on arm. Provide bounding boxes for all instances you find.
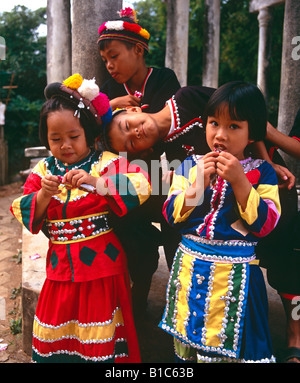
[159,81,281,363]
[10,74,151,363]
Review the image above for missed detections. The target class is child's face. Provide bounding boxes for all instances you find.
[206,106,253,160]
[47,109,90,165]
[100,40,142,84]
[108,108,160,155]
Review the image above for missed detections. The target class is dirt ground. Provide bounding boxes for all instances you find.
[0,182,31,363]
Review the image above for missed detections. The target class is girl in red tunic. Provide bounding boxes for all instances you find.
[10,74,151,363]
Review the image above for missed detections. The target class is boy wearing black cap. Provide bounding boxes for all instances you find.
[98,7,181,114]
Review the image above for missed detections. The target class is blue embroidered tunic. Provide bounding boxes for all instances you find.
[159,155,281,362]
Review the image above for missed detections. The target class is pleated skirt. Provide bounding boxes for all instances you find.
[32,273,141,363]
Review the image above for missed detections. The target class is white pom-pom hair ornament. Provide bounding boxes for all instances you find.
[77,78,100,101]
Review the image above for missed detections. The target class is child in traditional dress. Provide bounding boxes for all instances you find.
[159,81,281,362]
[98,7,180,114]
[10,74,151,363]
[97,6,181,315]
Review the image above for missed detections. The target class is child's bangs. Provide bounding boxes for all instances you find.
[208,93,249,123]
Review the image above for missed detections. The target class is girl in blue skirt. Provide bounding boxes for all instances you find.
[159,81,281,363]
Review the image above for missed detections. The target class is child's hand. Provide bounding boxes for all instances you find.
[111,95,141,110]
[216,152,244,184]
[62,169,97,189]
[270,162,295,190]
[216,152,252,211]
[180,153,217,215]
[41,174,61,198]
[201,152,219,188]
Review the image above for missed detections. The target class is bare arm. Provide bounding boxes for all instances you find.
[251,140,295,190]
[266,122,300,160]
[109,95,141,110]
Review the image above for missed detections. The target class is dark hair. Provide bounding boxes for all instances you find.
[100,109,127,153]
[203,81,267,142]
[98,38,132,51]
[39,96,99,150]
[98,38,148,58]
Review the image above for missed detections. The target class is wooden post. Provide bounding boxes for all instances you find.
[165,0,190,86]
[47,0,72,83]
[202,0,220,88]
[257,7,273,102]
[277,0,300,182]
[72,0,122,86]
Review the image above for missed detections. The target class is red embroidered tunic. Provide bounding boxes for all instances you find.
[11,150,151,282]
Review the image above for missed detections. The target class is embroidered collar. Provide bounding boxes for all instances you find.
[123,67,153,97]
[54,150,99,173]
[164,96,203,142]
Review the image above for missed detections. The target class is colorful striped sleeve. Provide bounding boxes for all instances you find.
[10,165,45,234]
[163,157,202,226]
[101,153,151,217]
[237,161,281,238]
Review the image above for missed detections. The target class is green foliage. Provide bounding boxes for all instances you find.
[10,317,22,335]
[5,95,43,172]
[134,0,168,68]
[0,6,47,100]
[219,0,259,84]
[0,6,46,177]
[135,0,284,125]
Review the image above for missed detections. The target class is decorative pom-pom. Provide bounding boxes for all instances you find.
[78,78,99,101]
[91,93,110,116]
[124,22,141,34]
[98,23,106,35]
[118,7,138,23]
[140,28,150,40]
[62,73,83,89]
[105,21,124,31]
[101,108,112,128]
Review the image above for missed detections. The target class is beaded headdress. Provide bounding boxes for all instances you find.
[97,7,150,52]
[44,73,112,129]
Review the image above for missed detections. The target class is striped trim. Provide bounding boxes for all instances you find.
[98,33,149,51]
[32,345,119,363]
[124,68,153,96]
[11,192,36,232]
[33,307,124,344]
[108,173,140,211]
[160,249,250,358]
[47,211,109,224]
[204,263,233,347]
[50,228,113,245]
[175,253,194,337]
